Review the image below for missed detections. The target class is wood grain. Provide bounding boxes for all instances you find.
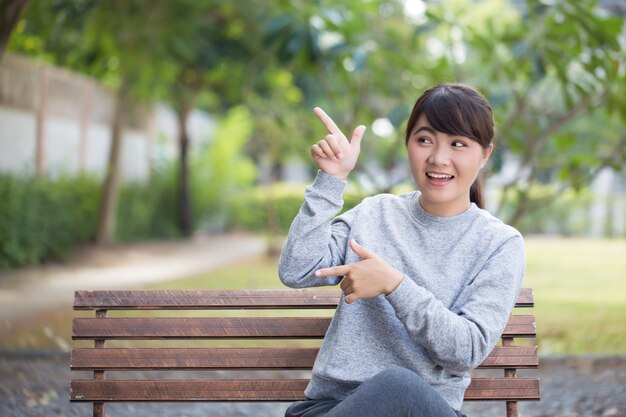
[70,378,540,402]
[74,288,534,310]
[71,346,538,370]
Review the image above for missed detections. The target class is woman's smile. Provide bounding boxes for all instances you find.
[425,171,454,186]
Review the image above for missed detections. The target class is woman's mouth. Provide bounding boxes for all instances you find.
[426,172,454,185]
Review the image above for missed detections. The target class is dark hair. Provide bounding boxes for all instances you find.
[404,83,495,208]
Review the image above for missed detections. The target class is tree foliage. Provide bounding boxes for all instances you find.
[6,0,626,231]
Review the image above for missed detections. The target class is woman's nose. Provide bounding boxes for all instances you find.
[427,144,450,166]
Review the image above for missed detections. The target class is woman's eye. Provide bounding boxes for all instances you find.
[417,137,432,144]
[452,141,466,148]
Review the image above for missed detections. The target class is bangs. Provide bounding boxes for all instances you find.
[404,83,494,147]
[421,88,482,142]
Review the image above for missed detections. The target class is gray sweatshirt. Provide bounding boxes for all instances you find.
[278,171,525,410]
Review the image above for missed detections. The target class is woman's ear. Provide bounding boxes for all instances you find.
[481,144,494,168]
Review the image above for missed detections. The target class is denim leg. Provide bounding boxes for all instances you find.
[284,398,340,417]
[285,368,465,417]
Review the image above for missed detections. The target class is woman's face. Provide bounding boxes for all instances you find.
[407,114,493,217]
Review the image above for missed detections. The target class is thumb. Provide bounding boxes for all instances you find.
[349,125,366,148]
[349,239,375,259]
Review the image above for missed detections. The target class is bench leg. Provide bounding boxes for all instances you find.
[506,400,518,417]
[94,402,104,417]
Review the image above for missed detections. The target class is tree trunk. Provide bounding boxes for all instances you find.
[0,0,29,58]
[96,86,128,244]
[176,104,193,236]
[264,148,283,257]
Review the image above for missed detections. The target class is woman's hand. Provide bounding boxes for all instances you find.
[315,239,403,304]
[311,107,366,180]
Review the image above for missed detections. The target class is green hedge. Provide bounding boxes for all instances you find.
[226,182,365,234]
[115,174,181,241]
[0,174,100,268]
[0,172,182,269]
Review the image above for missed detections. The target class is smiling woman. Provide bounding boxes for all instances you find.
[278,83,526,417]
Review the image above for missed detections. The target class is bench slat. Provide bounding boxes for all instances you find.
[480,346,538,368]
[70,379,309,402]
[74,288,534,310]
[73,316,536,340]
[71,348,319,370]
[465,378,541,400]
[515,288,533,307]
[71,346,538,370]
[73,317,333,339]
[70,378,540,402]
[504,315,536,338]
[74,289,342,310]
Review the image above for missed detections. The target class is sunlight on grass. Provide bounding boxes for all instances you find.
[523,237,626,355]
[146,255,284,291]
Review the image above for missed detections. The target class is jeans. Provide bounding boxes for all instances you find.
[285,368,467,417]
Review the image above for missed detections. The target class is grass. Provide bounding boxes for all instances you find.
[523,237,626,355]
[1,237,625,355]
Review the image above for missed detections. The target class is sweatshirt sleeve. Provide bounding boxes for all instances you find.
[385,234,526,372]
[278,170,358,288]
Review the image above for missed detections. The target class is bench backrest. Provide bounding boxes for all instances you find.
[70,289,539,417]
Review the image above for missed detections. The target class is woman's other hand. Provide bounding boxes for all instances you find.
[311,107,366,180]
[315,239,403,303]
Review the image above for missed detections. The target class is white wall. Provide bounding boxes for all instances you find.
[0,106,37,173]
[0,55,214,182]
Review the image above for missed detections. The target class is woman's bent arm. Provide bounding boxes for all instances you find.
[279,171,357,288]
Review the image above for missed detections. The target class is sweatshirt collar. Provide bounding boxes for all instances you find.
[408,192,480,227]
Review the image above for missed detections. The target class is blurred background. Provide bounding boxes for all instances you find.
[0,0,625,415]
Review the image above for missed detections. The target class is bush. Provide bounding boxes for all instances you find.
[0,174,100,268]
[226,182,366,234]
[191,106,257,231]
[0,170,183,268]
[115,171,181,241]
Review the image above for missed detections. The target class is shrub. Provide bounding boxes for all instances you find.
[115,172,181,241]
[226,182,367,234]
[0,170,183,268]
[191,106,257,231]
[0,174,100,268]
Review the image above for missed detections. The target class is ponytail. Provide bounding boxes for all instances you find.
[470,175,484,209]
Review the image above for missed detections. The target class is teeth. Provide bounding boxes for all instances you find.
[427,173,453,179]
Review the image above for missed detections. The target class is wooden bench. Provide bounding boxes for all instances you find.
[70,288,540,417]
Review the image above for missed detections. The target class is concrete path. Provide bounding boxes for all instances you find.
[0,233,267,324]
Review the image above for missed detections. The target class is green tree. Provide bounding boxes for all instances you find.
[0,0,29,58]
[6,0,625,236]
[260,0,450,191]
[9,0,193,242]
[264,0,626,230]
[192,105,257,229]
[161,0,261,236]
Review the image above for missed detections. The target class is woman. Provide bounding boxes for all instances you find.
[278,83,525,417]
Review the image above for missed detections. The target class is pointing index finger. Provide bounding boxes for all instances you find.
[313,107,343,136]
[315,264,350,277]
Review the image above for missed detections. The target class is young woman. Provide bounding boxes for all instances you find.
[278,83,525,417]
